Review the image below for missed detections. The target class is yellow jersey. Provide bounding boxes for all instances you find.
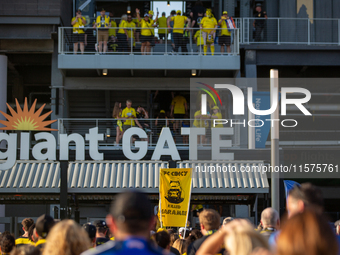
[122,107,137,126]
[157,16,168,34]
[96,15,110,28]
[118,20,127,34]
[15,237,31,247]
[140,19,153,36]
[193,110,209,128]
[133,18,140,27]
[109,20,117,36]
[72,17,86,34]
[126,21,136,38]
[219,18,231,36]
[171,95,187,114]
[171,15,188,34]
[212,112,223,127]
[201,17,217,33]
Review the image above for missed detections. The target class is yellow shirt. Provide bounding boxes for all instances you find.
[140,19,153,36]
[194,30,204,46]
[193,110,209,128]
[133,18,140,27]
[171,95,187,114]
[219,18,231,36]
[96,15,110,28]
[15,237,31,247]
[157,16,168,34]
[109,20,117,36]
[122,107,137,126]
[126,21,136,38]
[171,15,188,34]
[212,112,223,127]
[72,17,86,34]
[118,20,127,34]
[201,17,217,33]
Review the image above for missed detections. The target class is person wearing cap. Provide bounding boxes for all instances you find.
[126,14,136,50]
[34,214,55,251]
[200,9,217,55]
[178,227,191,239]
[15,218,34,247]
[222,217,234,225]
[167,10,191,54]
[218,11,235,54]
[71,9,87,54]
[136,8,156,55]
[253,3,267,42]
[93,8,111,54]
[83,224,97,247]
[81,191,165,255]
[157,12,168,43]
[193,109,210,144]
[210,106,223,127]
[93,220,110,247]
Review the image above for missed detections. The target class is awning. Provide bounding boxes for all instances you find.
[0,160,269,194]
[0,161,60,193]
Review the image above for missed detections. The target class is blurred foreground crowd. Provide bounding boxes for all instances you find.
[1,183,340,255]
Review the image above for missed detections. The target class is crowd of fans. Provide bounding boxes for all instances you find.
[71,1,236,55]
[110,91,224,146]
[0,183,339,255]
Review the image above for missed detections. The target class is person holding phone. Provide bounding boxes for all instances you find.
[71,9,87,54]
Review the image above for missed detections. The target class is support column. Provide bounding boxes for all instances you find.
[51,40,64,136]
[0,55,7,232]
[245,50,257,78]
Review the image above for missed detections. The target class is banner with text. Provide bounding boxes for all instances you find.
[159,168,192,227]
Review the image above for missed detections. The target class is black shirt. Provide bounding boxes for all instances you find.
[170,246,180,255]
[255,11,267,26]
[187,235,225,255]
[96,237,110,247]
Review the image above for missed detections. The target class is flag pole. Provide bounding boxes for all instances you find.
[183,168,193,239]
[159,168,163,228]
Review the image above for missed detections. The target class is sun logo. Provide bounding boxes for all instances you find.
[0,98,57,131]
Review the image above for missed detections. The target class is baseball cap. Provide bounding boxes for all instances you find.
[160,110,165,113]
[93,220,108,229]
[179,227,191,237]
[212,106,219,110]
[100,7,106,12]
[149,10,154,15]
[223,11,228,15]
[110,190,153,222]
[36,214,55,238]
[83,223,96,239]
[176,10,181,14]
[223,217,234,225]
[144,13,149,17]
[256,3,262,7]
[77,9,82,13]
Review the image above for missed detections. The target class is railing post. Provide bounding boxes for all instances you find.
[58,27,61,54]
[165,28,167,55]
[130,28,133,55]
[308,19,310,45]
[277,18,280,45]
[338,19,340,46]
[61,28,64,54]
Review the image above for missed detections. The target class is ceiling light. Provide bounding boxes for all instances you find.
[103,69,108,75]
[192,69,196,76]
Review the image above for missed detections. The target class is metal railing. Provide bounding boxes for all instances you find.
[58,27,239,55]
[234,17,340,45]
[57,118,241,147]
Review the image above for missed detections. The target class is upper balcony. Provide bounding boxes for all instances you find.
[236,17,340,48]
[57,27,240,73]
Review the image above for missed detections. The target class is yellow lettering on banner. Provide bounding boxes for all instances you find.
[159,168,192,227]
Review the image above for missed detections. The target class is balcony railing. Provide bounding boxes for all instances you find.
[57,118,241,148]
[58,27,240,55]
[234,17,340,45]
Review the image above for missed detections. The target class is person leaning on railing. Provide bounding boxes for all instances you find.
[93,8,111,54]
[71,9,87,54]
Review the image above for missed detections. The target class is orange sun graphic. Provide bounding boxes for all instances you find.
[0,98,57,131]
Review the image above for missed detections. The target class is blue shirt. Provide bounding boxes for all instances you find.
[81,238,167,255]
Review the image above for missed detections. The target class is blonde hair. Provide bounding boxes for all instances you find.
[42,220,91,255]
[224,221,269,255]
[172,239,186,254]
[121,14,127,21]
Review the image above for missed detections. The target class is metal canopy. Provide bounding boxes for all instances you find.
[0,160,269,194]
